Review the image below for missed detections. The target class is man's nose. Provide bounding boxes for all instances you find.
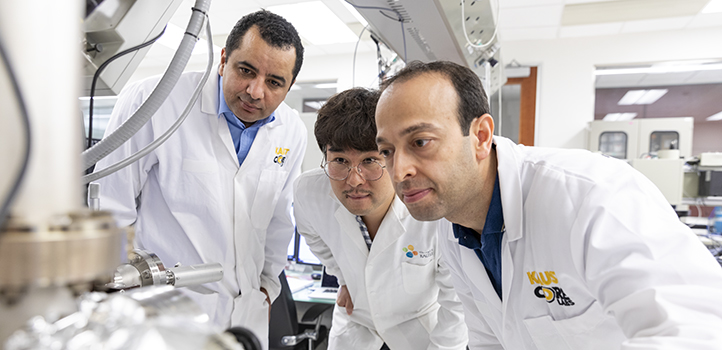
[391,149,415,184]
[346,166,365,188]
[246,77,264,100]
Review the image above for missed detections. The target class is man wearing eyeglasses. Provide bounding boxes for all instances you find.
[293,88,468,350]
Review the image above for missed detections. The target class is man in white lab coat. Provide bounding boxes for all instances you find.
[93,11,307,349]
[294,88,468,350]
[374,60,722,350]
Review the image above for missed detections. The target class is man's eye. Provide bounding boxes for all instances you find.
[332,158,348,164]
[240,68,251,74]
[269,80,282,87]
[414,139,430,147]
[379,149,392,158]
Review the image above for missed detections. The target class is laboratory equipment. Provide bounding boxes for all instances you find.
[699,171,722,197]
[5,286,252,350]
[588,117,694,161]
[109,249,223,290]
[83,0,184,96]
[352,0,505,95]
[0,0,257,347]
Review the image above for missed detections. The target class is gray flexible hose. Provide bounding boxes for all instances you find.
[82,17,214,184]
[81,0,212,171]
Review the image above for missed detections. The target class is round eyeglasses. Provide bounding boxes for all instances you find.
[321,158,386,181]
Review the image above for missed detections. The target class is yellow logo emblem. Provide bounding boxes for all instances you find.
[274,147,289,167]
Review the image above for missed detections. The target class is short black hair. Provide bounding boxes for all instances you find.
[225,10,304,83]
[315,88,381,156]
[380,61,490,136]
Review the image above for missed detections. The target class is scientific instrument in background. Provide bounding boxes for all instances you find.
[587,117,693,206]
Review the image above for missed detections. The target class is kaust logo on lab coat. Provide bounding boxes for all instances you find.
[527,271,575,306]
[402,245,434,259]
[274,147,289,167]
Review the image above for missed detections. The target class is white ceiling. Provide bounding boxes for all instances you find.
[134,0,722,86]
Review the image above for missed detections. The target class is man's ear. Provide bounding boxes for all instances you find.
[469,114,495,161]
[218,47,227,76]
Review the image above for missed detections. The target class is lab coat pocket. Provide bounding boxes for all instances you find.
[231,289,270,349]
[401,260,435,294]
[250,169,287,229]
[522,301,623,350]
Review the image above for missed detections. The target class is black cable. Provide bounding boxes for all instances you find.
[0,37,32,231]
[86,25,167,150]
[352,25,369,87]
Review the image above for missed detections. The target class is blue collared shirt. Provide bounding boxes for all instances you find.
[453,173,505,300]
[218,76,275,166]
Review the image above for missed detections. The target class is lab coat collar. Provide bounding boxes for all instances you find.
[335,204,372,257]
[332,193,407,260]
[367,196,406,261]
[493,136,524,244]
[201,72,218,115]
[443,137,523,243]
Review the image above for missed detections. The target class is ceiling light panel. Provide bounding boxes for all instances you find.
[707,110,722,121]
[603,113,638,121]
[636,89,668,104]
[561,0,707,26]
[267,1,357,45]
[618,90,646,105]
[702,0,722,13]
[618,89,668,105]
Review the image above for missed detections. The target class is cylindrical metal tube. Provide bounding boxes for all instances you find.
[169,263,223,288]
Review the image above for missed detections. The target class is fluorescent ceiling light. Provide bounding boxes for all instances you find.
[595,63,722,75]
[618,90,646,105]
[702,0,722,13]
[618,89,668,105]
[636,89,668,104]
[268,1,358,45]
[707,110,722,121]
[603,113,637,121]
[340,0,368,26]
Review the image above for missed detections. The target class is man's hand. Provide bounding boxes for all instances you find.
[336,285,354,315]
[260,287,271,320]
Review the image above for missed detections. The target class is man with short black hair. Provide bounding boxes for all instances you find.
[374,60,722,349]
[93,10,307,348]
[294,88,468,350]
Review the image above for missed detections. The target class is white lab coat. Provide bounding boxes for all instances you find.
[439,136,722,350]
[94,71,307,349]
[294,168,468,350]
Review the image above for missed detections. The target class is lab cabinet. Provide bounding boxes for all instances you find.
[588,117,693,161]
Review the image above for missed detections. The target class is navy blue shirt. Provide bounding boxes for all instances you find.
[218,76,275,166]
[453,174,505,300]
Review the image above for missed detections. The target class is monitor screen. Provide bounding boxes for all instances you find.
[287,231,296,260]
[297,233,321,265]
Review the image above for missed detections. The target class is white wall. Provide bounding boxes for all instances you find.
[502,26,722,149]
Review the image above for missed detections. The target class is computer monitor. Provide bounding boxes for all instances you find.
[296,232,322,266]
[287,231,296,261]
